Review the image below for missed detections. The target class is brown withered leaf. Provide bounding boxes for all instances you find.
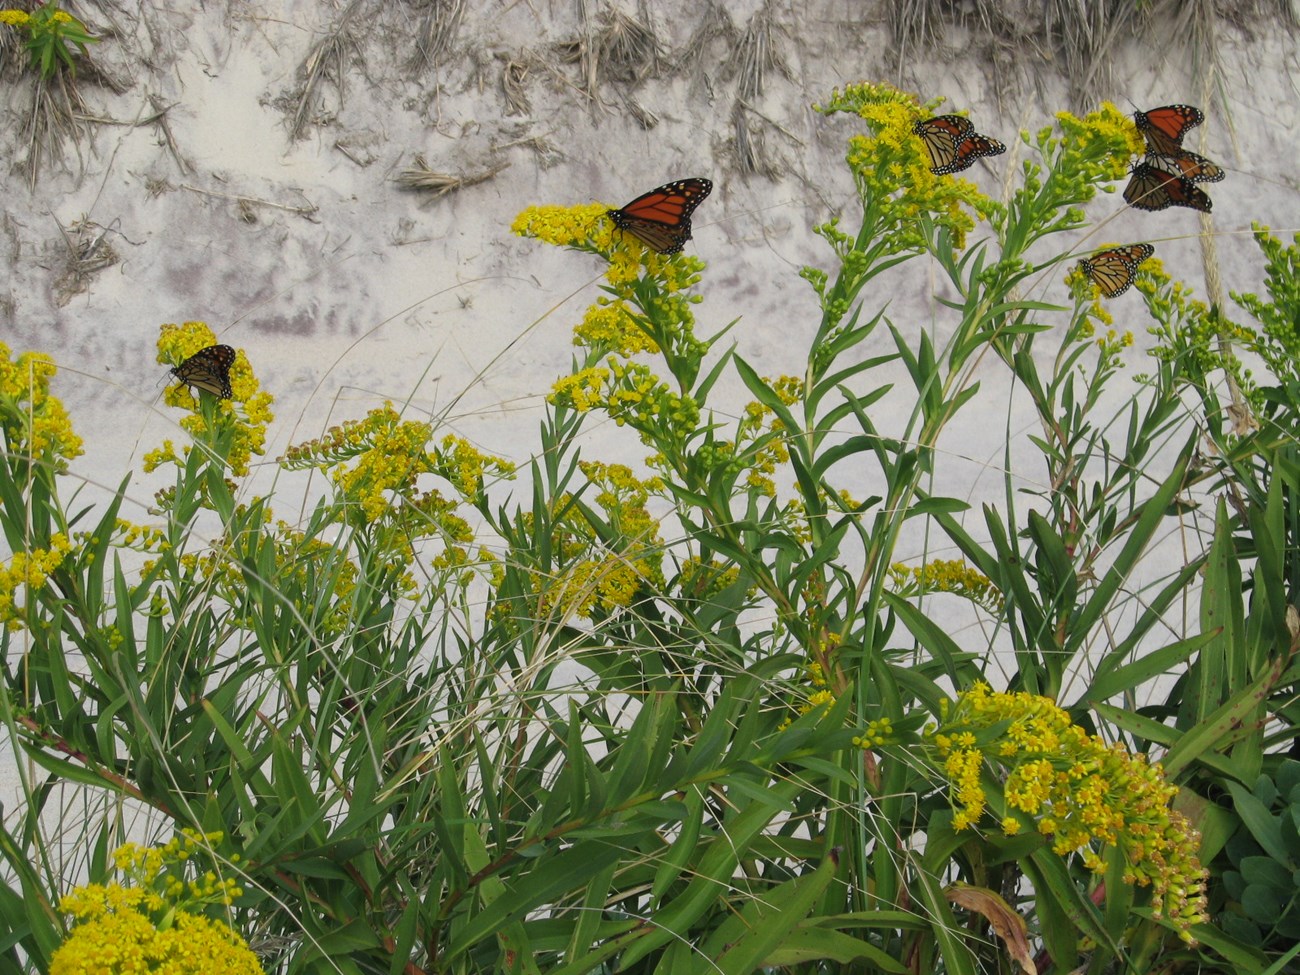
[945,882,1037,975]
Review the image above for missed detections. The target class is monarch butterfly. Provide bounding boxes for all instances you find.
[914,115,1006,175]
[1134,104,1204,156]
[1143,150,1225,184]
[1123,162,1212,213]
[1078,243,1155,298]
[170,344,236,399]
[607,177,713,255]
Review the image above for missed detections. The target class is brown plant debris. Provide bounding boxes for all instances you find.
[1043,0,1138,109]
[179,183,319,220]
[393,156,510,197]
[724,2,790,101]
[491,132,565,169]
[499,53,531,116]
[22,72,92,189]
[407,0,465,72]
[288,0,368,141]
[677,2,738,73]
[622,94,659,130]
[553,2,663,103]
[731,101,785,179]
[148,95,189,174]
[590,5,661,86]
[53,216,121,305]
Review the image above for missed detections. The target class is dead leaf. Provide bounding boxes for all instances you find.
[945,882,1037,975]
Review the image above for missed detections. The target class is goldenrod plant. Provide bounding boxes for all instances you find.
[0,3,96,79]
[3,83,1297,974]
[49,832,261,975]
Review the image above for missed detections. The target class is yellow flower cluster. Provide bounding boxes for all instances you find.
[776,657,835,731]
[436,433,516,501]
[532,463,665,620]
[729,376,801,498]
[51,909,263,975]
[53,830,260,974]
[2,7,77,26]
[539,557,641,619]
[551,367,611,413]
[104,830,242,908]
[575,300,660,356]
[282,405,510,543]
[516,185,711,476]
[148,323,274,479]
[511,199,705,291]
[114,518,169,552]
[887,558,1003,614]
[816,82,992,253]
[0,533,73,630]
[1140,255,1258,407]
[607,360,699,438]
[853,716,895,749]
[1055,103,1145,184]
[290,405,432,522]
[0,343,84,467]
[929,683,1208,939]
[676,555,744,602]
[510,202,611,251]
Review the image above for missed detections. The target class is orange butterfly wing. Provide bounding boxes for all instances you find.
[1134,104,1204,156]
[1144,150,1225,184]
[608,177,713,255]
[914,115,1004,175]
[1123,163,1211,213]
[1079,243,1155,298]
[914,115,973,173]
[171,344,236,399]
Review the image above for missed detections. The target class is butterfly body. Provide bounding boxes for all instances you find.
[607,177,712,254]
[1079,243,1154,298]
[1123,162,1212,213]
[171,344,236,399]
[914,114,1006,175]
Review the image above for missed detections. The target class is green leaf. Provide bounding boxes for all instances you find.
[764,926,909,971]
[449,839,634,955]
[1225,781,1289,863]
[616,778,805,969]
[711,850,840,974]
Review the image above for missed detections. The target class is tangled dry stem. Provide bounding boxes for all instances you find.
[289,0,367,141]
[675,1,738,83]
[393,156,510,197]
[408,0,465,73]
[499,53,531,116]
[53,216,120,305]
[22,71,92,189]
[726,1,789,102]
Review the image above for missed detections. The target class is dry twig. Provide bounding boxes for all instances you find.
[179,183,319,218]
[23,72,91,189]
[675,2,737,95]
[500,54,531,116]
[408,0,465,72]
[53,216,121,304]
[289,0,367,141]
[393,156,509,197]
[491,133,565,169]
[726,2,790,101]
